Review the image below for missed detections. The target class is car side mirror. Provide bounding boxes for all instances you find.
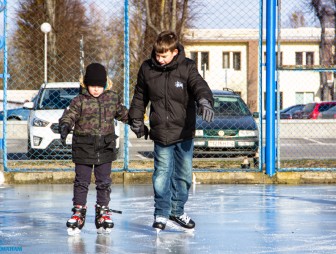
[252,112,259,118]
[23,101,34,109]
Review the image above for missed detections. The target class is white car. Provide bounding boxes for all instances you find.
[24,82,120,159]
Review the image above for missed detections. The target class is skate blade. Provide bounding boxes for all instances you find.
[67,227,81,236]
[166,220,195,234]
[97,227,112,234]
[155,228,162,235]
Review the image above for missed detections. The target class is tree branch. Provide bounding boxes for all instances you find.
[145,0,160,34]
[180,0,189,37]
[171,0,177,31]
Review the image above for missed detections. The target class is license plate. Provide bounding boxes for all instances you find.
[66,135,72,145]
[208,140,235,147]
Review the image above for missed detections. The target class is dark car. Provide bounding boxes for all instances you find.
[0,96,37,121]
[0,107,30,121]
[262,104,305,120]
[292,101,336,119]
[194,89,258,157]
[279,104,305,119]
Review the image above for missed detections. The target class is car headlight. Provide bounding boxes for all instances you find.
[195,129,203,136]
[32,117,49,127]
[238,130,258,137]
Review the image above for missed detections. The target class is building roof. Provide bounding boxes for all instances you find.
[184,27,334,43]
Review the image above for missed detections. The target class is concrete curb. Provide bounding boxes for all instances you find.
[3,171,336,184]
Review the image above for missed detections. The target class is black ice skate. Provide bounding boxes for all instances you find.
[66,205,87,235]
[152,216,167,234]
[95,205,122,234]
[168,213,195,233]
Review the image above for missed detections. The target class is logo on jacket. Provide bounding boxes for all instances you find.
[175,81,184,89]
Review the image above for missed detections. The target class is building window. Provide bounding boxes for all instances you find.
[190,51,198,67]
[264,92,283,110]
[295,52,303,65]
[277,52,283,66]
[222,52,230,69]
[233,52,241,70]
[295,92,314,104]
[263,52,283,67]
[306,52,314,66]
[201,52,209,70]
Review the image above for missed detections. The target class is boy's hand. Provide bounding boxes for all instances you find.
[197,98,215,122]
[59,123,71,145]
[130,119,149,140]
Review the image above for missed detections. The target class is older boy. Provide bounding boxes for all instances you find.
[129,31,214,232]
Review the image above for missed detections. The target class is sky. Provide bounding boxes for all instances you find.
[4,0,319,34]
[190,0,318,29]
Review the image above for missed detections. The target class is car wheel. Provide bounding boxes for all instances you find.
[7,117,21,121]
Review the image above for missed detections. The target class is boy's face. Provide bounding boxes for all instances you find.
[87,86,104,97]
[155,49,178,66]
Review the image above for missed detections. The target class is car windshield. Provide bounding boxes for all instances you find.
[302,103,315,113]
[323,105,336,113]
[37,88,79,110]
[213,96,250,116]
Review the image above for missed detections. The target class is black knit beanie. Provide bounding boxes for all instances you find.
[84,63,107,87]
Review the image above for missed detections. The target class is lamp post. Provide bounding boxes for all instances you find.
[40,22,51,84]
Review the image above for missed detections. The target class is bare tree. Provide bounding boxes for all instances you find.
[9,0,105,89]
[310,0,335,100]
[288,11,306,28]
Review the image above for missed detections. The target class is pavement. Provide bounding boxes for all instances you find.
[1,183,336,254]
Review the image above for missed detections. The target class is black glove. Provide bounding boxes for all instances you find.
[197,98,215,122]
[59,123,71,145]
[130,119,149,140]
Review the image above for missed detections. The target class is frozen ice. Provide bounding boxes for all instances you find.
[1,184,336,253]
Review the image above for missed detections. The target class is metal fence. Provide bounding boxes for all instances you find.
[1,0,335,173]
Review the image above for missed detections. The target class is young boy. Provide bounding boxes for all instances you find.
[129,31,214,232]
[59,63,128,235]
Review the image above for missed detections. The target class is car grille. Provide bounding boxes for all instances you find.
[50,123,59,133]
[204,129,237,137]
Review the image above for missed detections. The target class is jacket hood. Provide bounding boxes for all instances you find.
[150,43,186,71]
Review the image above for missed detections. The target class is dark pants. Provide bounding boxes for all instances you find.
[73,162,112,206]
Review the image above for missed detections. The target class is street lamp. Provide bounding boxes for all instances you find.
[40,22,51,84]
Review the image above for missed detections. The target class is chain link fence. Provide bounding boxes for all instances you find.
[1,0,335,172]
[277,0,336,170]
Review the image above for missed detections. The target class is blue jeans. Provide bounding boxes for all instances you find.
[152,139,194,218]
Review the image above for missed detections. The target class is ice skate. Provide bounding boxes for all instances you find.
[152,216,167,234]
[167,213,195,233]
[95,205,122,234]
[66,205,87,236]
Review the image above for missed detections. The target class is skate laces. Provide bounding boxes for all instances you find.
[179,213,191,223]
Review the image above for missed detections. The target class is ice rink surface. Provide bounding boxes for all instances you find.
[1,183,336,253]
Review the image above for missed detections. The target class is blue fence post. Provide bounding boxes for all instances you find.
[0,0,7,171]
[265,0,277,176]
[123,0,130,172]
[258,0,264,171]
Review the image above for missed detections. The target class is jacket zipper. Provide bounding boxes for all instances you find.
[164,71,169,144]
[97,98,101,164]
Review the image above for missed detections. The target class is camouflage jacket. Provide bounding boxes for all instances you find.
[59,87,128,164]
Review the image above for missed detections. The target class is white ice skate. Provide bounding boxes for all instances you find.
[67,227,81,236]
[152,216,167,234]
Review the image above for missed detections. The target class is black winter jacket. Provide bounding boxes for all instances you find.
[129,44,213,145]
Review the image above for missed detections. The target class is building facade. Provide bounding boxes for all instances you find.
[184,28,334,112]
